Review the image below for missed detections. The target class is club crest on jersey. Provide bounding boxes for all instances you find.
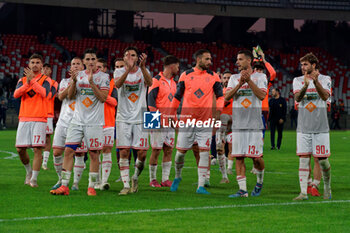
[194,88,204,99]
[205,77,210,83]
[143,110,161,129]
[168,93,174,102]
[27,90,36,97]
[96,77,101,82]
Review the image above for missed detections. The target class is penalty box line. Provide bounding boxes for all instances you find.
[1,199,350,223]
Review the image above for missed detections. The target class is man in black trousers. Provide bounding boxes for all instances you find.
[269,88,287,150]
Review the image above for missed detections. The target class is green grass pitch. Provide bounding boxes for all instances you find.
[0,130,349,232]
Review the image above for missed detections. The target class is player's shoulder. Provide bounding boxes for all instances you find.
[184,68,195,75]
[206,69,214,76]
[293,75,304,82]
[230,73,240,79]
[254,72,267,79]
[318,74,331,81]
[113,67,125,77]
[154,74,162,81]
[98,71,110,79]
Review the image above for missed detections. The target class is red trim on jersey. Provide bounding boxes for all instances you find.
[245,153,263,158]
[116,146,132,149]
[297,152,312,156]
[132,146,149,150]
[313,153,331,158]
[198,147,210,151]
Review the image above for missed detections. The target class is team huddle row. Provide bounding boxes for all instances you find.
[14,46,332,199]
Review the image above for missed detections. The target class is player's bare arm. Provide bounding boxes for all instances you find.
[115,52,135,88]
[245,72,266,100]
[295,76,309,102]
[311,70,330,101]
[59,70,77,100]
[67,74,77,100]
[139,53,153,87]
[58,80,71,101]
[88,70,108,103]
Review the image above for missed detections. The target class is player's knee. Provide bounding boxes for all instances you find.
[16,147,27,157]
[33,147,42,154]
[102,147,112,153]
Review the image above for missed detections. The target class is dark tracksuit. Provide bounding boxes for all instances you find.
[269,96,287,149]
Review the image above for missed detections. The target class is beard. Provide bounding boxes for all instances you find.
[199,63,209,70]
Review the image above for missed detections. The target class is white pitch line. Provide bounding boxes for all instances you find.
[1,200,349,223]
[0,150,18,160]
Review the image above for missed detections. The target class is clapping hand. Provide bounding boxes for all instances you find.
[24,67,35,83]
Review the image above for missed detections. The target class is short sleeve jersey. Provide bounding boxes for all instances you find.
[227,72,267,130]
[71,70,110,126]
[174,68,223,121]
[148,72,177,123]
[114,67,149,124]
[293,74,331,133]
[56,78,75,128]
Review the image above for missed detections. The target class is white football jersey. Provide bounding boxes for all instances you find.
[56,78,75,128]
[227,72,267,130]
[114,67,149,124]
[293,74,331,133]
[71,70,110,126]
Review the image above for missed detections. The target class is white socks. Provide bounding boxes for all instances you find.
[217,154,228,179]
[88,172,99,188]
[149,164,157,182]
[237,176,247,191]
[30,170,39,182]
[150,161,172,182]
[256,169,264,184]
[133,158,145,180]
[174,151,185,179]
[313,179,320,188]
[53,155,63,181]
[101,153,112,183]
[198,151,209,188]
[319,158,331,194]
[299,157,310,195]
[42,151,50,166]
[73,156,85,185]
[61,170,71,187]
[162,161,172,182]
[119,158,130,188]
[24,163,32,174]
[228,159,234,171]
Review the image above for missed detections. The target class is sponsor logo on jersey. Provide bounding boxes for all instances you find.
[304,93,318,101]
[241,98,252,108]
[237,89,253,96]
[125,84,140,92]
[80,88,94,95]
[128,93,139,103]
[305,102,316,112]
[82,97,93,108]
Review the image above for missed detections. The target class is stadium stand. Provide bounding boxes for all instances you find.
[1,34,349,111]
